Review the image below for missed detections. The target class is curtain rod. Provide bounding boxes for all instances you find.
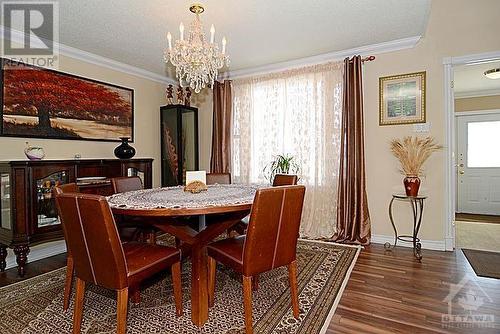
[362,55,376,63]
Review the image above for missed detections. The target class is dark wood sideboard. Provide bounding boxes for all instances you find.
[0,158,153,276]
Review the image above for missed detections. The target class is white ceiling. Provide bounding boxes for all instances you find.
[56,0,431,77]
[454,61,500,97]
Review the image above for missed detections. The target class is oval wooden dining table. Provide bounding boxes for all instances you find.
[107,184,258,327]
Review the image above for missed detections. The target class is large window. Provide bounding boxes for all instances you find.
[467,121,500,168]
[232,62,343,238]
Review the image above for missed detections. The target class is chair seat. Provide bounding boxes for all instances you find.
[207,235,245,272]
[124,242,181,286]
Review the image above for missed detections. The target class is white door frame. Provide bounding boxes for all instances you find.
[443,51,500,251]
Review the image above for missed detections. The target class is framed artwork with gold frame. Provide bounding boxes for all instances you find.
[379,71,426,126]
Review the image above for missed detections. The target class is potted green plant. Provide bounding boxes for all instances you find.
[390,136,442,196]
[263,154,300,184]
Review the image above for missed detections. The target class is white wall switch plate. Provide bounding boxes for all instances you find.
[413,122,431,133]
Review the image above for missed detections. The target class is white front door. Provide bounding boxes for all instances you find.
[456,112,500,215]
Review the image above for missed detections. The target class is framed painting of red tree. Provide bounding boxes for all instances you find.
[0,59,134,142]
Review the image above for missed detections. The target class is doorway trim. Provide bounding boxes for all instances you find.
[443,50,500,251]
[455,109,500,117]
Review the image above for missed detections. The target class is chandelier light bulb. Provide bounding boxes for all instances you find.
[167,32,172,50]
[179,22,184,40]
[164,4,230,93]
[222,37,227,54]
[210,24,215,44]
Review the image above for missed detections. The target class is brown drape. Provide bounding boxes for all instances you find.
[333,56,371,245]
[210,80,232,173]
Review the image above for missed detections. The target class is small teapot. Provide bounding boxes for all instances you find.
[24,142,45,160]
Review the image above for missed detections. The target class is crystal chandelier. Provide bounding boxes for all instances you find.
[164,4,229,93]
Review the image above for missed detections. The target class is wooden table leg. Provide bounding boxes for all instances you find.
[149,211,250,327]
[190,244,209,327]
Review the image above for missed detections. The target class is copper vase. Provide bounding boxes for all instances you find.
[403,176,420,197]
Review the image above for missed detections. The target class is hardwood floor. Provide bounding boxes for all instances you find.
[0,253,66,287]
[329,244,500,333]
[1,244,499,333]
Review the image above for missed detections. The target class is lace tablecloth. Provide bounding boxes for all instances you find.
[107,184,260,210]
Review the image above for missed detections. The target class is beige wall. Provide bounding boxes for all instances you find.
[363,0,500,243]
[455,95,500,112]
[0,52,167,187]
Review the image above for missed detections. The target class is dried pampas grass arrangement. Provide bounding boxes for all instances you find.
[390,136,442,177]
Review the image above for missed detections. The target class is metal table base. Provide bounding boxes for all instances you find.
[384,194,426,261]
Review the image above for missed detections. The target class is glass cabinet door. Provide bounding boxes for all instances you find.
[0,173,11,230]
[181,111,197,184]
[161,110,180,186]
[36,171,69,228]
[160,106,199,186]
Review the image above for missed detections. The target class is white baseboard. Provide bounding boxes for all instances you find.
[371,234,447,251]
[4,240,67,270]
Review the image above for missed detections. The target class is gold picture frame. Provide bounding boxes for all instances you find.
[379,71,426,126]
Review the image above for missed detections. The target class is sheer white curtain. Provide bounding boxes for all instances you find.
[232,62,343,238]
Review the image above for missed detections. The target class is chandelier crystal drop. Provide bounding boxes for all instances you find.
[164,4,229,93]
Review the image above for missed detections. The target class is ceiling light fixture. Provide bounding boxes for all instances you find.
[484,68,500,79]
[164,4,229,93]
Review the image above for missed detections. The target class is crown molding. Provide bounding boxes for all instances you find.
[223,35,421,80]
[455,88,500,98]
[0,26,176,85]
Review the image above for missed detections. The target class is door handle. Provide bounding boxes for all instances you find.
[459,163,464,167]
[459,170,465,175]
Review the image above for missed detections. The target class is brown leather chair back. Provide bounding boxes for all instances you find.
[111,176,143,194]
[55,193,128,290]
[272,174,298,187]
[206,173,232,185]
[53,183,80,257]
[242,185,305,276]
[53,182,79,195]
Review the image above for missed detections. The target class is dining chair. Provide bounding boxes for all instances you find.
[205,173,238,237]
[207,185,306,334]
[111,176,155,243]
[55,192,183,334]
[206,173,232,185]
[272,174,298,187]
[55,180,148,310]
[53,183,79,311]
[230,174,298,237]
[112,176,183,251]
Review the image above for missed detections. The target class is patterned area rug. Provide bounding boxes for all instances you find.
[0,239,359,334]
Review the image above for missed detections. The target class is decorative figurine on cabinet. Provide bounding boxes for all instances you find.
[166,84,174,105]
[176,86,185,104]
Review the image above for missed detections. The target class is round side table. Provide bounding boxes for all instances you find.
[385,193,427,261]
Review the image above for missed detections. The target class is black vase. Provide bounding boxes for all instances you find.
[114,137,136,159]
